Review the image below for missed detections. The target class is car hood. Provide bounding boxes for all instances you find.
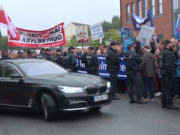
[29,73,107,87]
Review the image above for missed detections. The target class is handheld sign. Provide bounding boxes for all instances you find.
[121,28,134,52]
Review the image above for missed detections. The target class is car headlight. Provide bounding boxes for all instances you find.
[107,82,111,89]
[58,86,84,93]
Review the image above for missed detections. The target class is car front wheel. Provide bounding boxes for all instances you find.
[41,93,58,121]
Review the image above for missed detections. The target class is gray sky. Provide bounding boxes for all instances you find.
[1,0,120,36]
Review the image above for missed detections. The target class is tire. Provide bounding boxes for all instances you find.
[41,93,59,121]
[89,107,102,112]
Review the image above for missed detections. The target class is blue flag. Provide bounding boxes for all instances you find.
[131,9,153,31]
[174,15,180,39]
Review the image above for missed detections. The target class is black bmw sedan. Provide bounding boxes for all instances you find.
[0,59,111,121]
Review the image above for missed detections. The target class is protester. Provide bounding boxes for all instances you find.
[158,40,179,110]
[175,50,180,99]
[170,38,178,60]
[117,46,123,56]
[99,45,104,55]
[96,49,101,55]
[23,52,27,58]
[51,50,56,58]
[106,42,121,100]
[0,50,11,60]
[52,49,64,67]
[37,48,46,59]
[124,45,147,104]
[157,42,163,51]
[154,49,162,95]
[140,45,155,101]
[135,41,143,57]
[103,47,108,55]
[10,51,16,59]
[149,38,156,54]
[27,51,32,58]
[0,50,2,58]
[44,48,52,61]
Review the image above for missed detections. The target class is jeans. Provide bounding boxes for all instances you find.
[142,77,155,99]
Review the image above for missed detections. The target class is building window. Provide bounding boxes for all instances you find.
[150,0,155,18]
[172,0,179,37]
[158,35,163,42]
[126,4,130,23]
[137,0,141,17]
[131,3,135,14]
[158,0,162,16]
[143,0,147,17]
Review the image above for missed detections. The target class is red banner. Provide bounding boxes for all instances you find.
[8,22,66,47]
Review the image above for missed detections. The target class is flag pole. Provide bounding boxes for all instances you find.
[0,5,1,15]
[153,31,158,45]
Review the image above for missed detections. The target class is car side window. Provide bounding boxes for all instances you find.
[3,64,20,78]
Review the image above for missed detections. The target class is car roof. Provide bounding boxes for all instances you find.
[0,59,47,64]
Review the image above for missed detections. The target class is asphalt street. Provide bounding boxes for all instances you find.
[0,93,180,135]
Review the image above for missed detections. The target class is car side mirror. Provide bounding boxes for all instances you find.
[67,69,72,72]
[10,74,23,79]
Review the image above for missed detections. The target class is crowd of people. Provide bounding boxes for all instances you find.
[0,37,179,109]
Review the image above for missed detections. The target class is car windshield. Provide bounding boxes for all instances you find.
[19,61,68,76]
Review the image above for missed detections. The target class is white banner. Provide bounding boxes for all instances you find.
[90,22,104,41]
[137,25,155,46]
[76,26,88,44]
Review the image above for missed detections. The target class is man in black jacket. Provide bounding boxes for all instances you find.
[44,49,52,61]
[0,50,11,60]
[37,48,46,59]
[52,49,64,67]
[106,42,121,100]
[158,40,179,110]
[84,47,99,76]
[64,47,83,72]
[124,45,147,104]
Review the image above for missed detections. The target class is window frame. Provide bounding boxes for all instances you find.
[157,0,163,16]
[2,63,24,79]
[158,34,163,42]
[143,0,147,17]
[126,4,130,23]
[131,2,135,14]
[172,0,180,38]
[150,0,155,18]
[137,0,142,17]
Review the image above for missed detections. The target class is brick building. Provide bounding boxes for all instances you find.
[120,0,180,41]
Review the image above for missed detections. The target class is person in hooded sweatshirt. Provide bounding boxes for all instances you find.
[140,45,155,102]
[135,41,143,57]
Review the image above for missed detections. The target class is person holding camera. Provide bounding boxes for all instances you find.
[124,45,147,104]
[158,40,179,110]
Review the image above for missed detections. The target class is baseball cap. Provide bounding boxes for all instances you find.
[68,47,75,50]
[20,50,24,53]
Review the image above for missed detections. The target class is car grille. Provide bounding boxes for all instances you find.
[85,86,98,95]
[84,84,107,95]
[99,85,107,94]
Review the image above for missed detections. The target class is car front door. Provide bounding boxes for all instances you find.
[0,63,26,107]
